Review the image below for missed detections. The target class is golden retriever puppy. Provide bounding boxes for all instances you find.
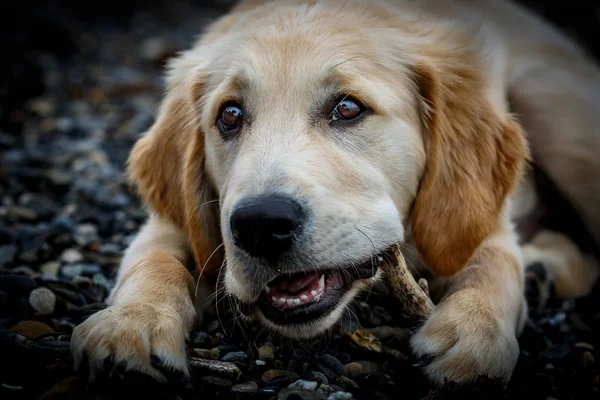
[71,0,600,386]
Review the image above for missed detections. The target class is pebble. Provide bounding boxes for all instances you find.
[231,381,259,394]
[28,287,56,315]
[73,224,99,247]
[40,261,61,277]
[302,371,328,385]
[199,376,233,390]
[191,331,211,348]
[289,379,319,391]
[258,345,275,360]
[261,370,301,388]
[193,348,213,359]
[328,392,353,400]
[189,357,241,380]
[221,351,248,363]
[316,354,347,380]
[278,388,327,400]
[61,263,101,278]
[9,320,55,340]
[0,245,17,266]
[344,361,377,379]
[61,248,83,263]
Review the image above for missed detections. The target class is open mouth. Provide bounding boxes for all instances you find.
[257,256,383,325]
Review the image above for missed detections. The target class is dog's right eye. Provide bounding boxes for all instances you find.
[217,102,243,136]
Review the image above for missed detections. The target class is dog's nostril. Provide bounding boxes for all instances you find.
[230,196,303,259]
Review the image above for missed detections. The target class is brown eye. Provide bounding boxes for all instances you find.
[331,97,364,122]
[218,103,243,135]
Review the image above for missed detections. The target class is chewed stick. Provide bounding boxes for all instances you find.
[381,245,435,324]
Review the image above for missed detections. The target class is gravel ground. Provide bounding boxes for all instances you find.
[1,1,599,399]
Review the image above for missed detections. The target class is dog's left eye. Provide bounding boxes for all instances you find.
[331,97,365,123]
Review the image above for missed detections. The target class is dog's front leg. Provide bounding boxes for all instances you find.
[410,217,527,385]
[71,215,197,382]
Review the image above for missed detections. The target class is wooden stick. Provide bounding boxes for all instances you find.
[381,246,435,325]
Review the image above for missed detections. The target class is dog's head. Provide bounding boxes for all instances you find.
[127,0,527,338]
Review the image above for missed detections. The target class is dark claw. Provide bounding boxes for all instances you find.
[151,354,189,385]
[418,354,435,367]
[526,262,548,281]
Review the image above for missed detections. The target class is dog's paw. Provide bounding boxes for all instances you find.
[410,289,519,385]
[524,261,555,313]
[71,302,191,383]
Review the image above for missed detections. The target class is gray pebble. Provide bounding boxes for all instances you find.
[0,245,17,266]
[40,261,61,278]
[61,248,83,263]
[279,388,327,400]
[231,381,259,394]
[221,351,248,363]
[74,224,99,246]
[29,287,56,315]
[288,379,319,391]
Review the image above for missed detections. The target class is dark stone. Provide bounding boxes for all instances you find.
[0,275,37,297]
[221,351,248,363]
[0,245,17,266]
[261,370,300,388]
[231,380,259,394]
[191,331,211,348]
[316,354,347,380]
[278,388,327,400]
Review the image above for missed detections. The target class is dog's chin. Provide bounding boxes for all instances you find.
[236,259,383,339]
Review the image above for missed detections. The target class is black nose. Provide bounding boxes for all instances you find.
[230,196,303,259]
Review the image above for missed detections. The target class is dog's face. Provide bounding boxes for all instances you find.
[127,0,527,339]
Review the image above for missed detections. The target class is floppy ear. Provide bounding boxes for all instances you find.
[410,62,528,276]
[127,61,222,273]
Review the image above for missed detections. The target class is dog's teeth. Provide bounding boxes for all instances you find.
[272,296,277,302]
[279,298,286,303]
[318,274,325,290]
[287,299,294,306]
[293,298,301,305]
[300,295,308,301]
[264,285,270,293]
[311,290,317,296]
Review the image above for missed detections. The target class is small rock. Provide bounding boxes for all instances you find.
[316,355,347,380]
[258,345,275,360]
[540,344,570,361]
[231,381,259,394]
[193,348,215,359]
[61,248,83,263]
[74,224,99,247]
[191,331,211,348]
[221,351,248,363]
[199,376,232,390]
[261,370,300,388]
[335,376,358,390]
[189,357,241,380]
[302,371,328,385]
[344,361,377,379]
[256,386,280,399]
[29,287,56,315]
[382,346,408,360]
[279,388,327,400]
[210,348,221,360]
[61,263,101,278]
[582,351,595,368]
[40,261,61,277]
[256,360,266,367]
[289,379,319,391]
[328,392,353,400]
[92,273,110,289]
[7,206,38,222]
[99,243,120,256]
[10,321,55,340]
[574,342,595,351]
[0,245,17,266]
[11,266,37,277]
[206,320,220,334]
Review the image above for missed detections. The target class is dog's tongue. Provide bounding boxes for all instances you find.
[270,272,320,295]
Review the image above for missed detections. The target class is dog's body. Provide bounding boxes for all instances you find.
[71,0,600,386]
